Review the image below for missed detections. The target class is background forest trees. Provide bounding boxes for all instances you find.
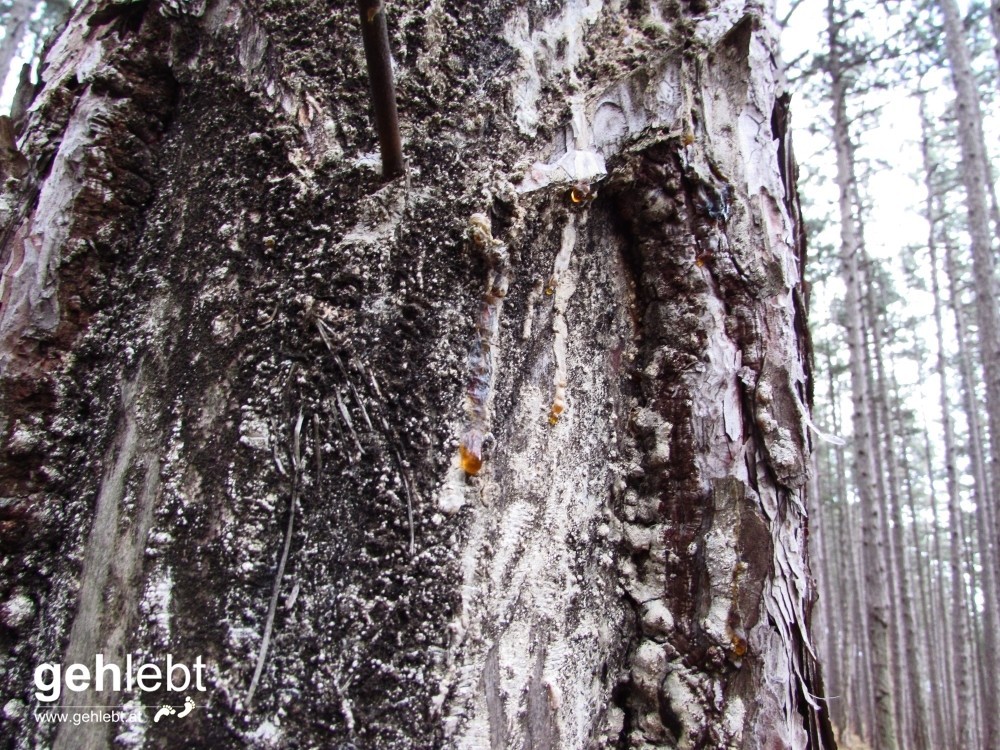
[0,1,68,106]
[782,0,1000,748]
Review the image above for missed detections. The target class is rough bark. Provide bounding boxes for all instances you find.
[0,1,832,748]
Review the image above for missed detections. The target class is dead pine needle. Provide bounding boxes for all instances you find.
[246,410,304,707]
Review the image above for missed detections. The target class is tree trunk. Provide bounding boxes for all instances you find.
[869,337,927,750]
[937,13,1000,736]
[897,401,943,750]
[859,273,910,748]
[812,342,843,735]
[826,1,896,745]
[935,237,976,749]
[921,419,957,746]
[992,0,1000,86]
[0,0,35,93]
[0,1,833,749]
[944,232,1000,748]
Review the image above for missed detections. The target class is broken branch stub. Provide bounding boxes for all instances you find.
[356,0,405,180]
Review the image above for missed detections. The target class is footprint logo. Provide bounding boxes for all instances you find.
[153,705,176,723]
[177,696,195,718]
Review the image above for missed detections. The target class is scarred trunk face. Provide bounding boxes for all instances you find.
[0,1,831,748]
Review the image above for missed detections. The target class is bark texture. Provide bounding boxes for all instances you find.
[0,1,831,748]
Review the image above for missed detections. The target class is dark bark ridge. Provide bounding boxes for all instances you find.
[1,2,482,746]
[604,21,831,749]
[1,8,180,747]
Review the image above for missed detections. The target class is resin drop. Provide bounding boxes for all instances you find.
[459,430,484,475]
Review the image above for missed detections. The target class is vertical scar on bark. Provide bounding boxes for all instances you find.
[459,214,509,476]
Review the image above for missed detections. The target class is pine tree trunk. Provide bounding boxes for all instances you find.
[827,2,897,743]
[992,0,1000,86]
[935,238,977,749]
[812,343,843,735]
[869,339,927,750]
[944,234,1000,749]
[860,276,911,748]
[924,424,958,745]
[936,9,1000,740]
[918,101,960,747]
[0,0,35,91]
[898,416,943,750]
[0,1,833,748]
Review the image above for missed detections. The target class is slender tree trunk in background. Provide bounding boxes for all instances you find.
[807,456,837,738]
[827,2,897,742]
[962,521,986,749]
[831,390,872,743]
[847,496,877,744]
[937,241,976,749]
[0,1,834,748]
[861,278,912,748]
[923,426,957,746]
[874,353,927,750]
[917,102,959,747]
[816,344,845,734]
[992,1,1000,85]
[937,11,1000,730]
[897,409,943,750]
[944,233,1000,750]
[0,0,34,91]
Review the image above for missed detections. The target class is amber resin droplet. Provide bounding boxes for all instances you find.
[459,430,484,475]
[459,444,483,475]
[549,385,566,425]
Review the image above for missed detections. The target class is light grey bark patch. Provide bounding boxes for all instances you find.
[524,641,560,750]
[439,198,632,748]
[483,643,509,749]
[53,368,163,750]
[586,54,685,156]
